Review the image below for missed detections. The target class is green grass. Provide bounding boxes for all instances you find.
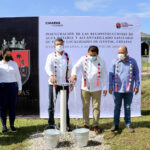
[0,77,150,150]
[142,62,150,67]
[103,77,150,150]
[103,116,150,150]
[141,77,150,113]
[0,119,47,150]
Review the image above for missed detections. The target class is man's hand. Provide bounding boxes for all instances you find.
[70,84,74,91]
[50,75,55,84]
[134,88,139,95]
[109,89,113,95]
[103,90,107,96]
[71,75,77,83]
[18,90,22,95]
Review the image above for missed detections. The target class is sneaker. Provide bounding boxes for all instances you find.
[10,126,17,132]
[84,125,89,129]
[111,125,119,132]
[45,125,55,130]
[126,126,135,133]
[2,126,8,134]
[93,126,101,134]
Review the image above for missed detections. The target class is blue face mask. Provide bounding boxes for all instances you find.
[88,55,97,61]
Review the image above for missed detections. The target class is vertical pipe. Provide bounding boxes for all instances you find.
[73,85,78,129]
[60,89,67,132]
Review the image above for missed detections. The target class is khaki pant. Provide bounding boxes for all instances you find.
[81,90,101,127]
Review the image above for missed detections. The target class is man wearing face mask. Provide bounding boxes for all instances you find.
[71,46,107,134]
[0,49,22,134]
[109,46,140,132]
[45,38,72,131]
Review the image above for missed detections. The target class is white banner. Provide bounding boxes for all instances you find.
[39,16,141,118]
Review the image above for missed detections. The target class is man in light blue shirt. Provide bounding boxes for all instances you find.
[109,46,140,132]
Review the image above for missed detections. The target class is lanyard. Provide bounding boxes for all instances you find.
[54,51,69,88]
[115,56,133,92]
[83,56,101,88]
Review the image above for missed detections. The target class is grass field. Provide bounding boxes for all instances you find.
[0,77,150,150]
[103,77,150,150]
[142,62,150,67]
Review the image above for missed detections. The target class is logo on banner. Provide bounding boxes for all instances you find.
[12,50,30,85]
[116,22,133,29]
[1,37,30,85]
[116,23,121,28]
[45,21,63,27]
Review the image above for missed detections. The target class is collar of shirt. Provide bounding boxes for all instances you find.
[55,51,65,58]
[1,60,12,64]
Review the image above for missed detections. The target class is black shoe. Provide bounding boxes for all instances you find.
[45,125,55,130]
[84,125,89,129]
[111,125,119,132]
[10,126,17,132]
[2,126,8,134]
[67,126,72,132]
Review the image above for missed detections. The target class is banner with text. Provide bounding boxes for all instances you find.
[39,16,141,118]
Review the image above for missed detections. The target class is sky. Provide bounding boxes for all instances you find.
[0,0,150,34]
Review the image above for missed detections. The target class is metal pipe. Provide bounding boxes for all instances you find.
[60,88,67,133]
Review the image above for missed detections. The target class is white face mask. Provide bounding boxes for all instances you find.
[55,45,64,52]
[88,55,97,61]
[118,54,125,60]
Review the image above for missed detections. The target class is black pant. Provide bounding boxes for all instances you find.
[48,85,70,127]
[0,82,18,127]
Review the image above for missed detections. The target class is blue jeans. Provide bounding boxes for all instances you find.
[113,92,133,126]
[0,82,18,127]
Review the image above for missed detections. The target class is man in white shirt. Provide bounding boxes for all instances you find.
[45,38,72,131]
[71,46,107,134]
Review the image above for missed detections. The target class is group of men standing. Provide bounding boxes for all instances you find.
[45,38,140,134]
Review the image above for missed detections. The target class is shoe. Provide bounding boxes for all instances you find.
[84,125,89,129]
[67,126,72,132]
[45,125,55,130]
[93,126,101,134]
[111,125,119,132]
[126,126,134,133]
[10,126,17,132]
[2,126,8,134]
